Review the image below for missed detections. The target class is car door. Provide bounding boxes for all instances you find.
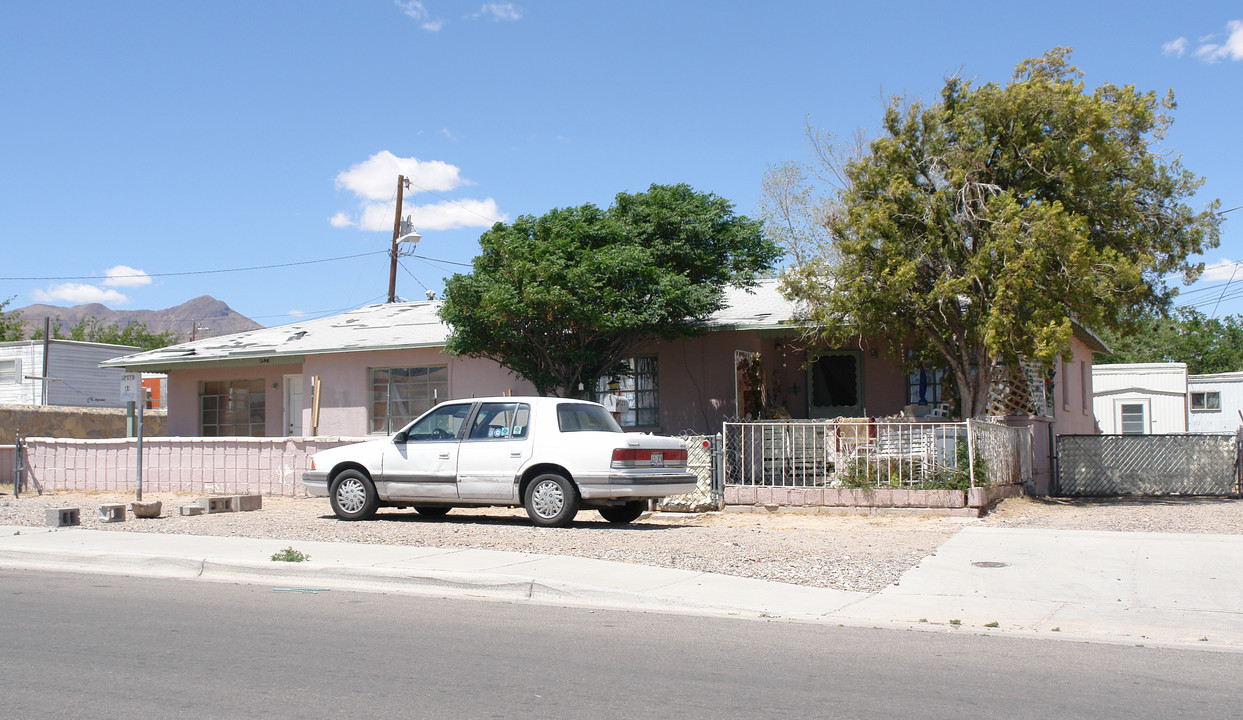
[456,401,533,501]
[380,401,473,500]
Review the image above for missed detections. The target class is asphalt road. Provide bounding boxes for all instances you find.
[1,569,1237,719]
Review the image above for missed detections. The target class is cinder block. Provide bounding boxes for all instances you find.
[96,504,126,523]
[235,494,262,512]
[199,496,236,513]
[46,507,80,527]
[180,505,206,516]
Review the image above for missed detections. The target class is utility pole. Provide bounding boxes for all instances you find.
[387,174,410,303]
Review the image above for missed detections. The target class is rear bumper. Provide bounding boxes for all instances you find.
[577,471,698,500]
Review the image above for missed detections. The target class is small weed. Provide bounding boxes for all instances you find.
[949,619,961,626]
[1199,637,1208,642]
[918,618,927,623]
[984,621,999,628]
[271,546,310,563]
[1051,627,1060,632]
[13,530,20,536]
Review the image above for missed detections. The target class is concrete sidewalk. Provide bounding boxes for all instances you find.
[1,524,1240,651]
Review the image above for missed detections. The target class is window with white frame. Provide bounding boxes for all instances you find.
[596,356,659,428]
[370,365,449,434]
[0,358,19,384]
[1190,391,1221,412]
[1119,403,1146,434]
[200,379,266,436]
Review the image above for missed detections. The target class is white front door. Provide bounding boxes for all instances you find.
[284,374,304,436]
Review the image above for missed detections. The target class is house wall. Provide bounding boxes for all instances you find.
[0,340,140,408]
[1091,362,1188,434]
[300,348,535,437]
[1188,372,1243,433]
[166,362,304,436]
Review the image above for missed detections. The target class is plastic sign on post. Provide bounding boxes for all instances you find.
[119,373,141,404]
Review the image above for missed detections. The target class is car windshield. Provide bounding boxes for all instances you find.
[556,403,623,433]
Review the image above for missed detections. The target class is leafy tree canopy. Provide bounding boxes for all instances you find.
[440,183,780,397]
[0,296,26,341]
[1097,307,1243,375]
[771,48,1221,417]
[34,315,180,351]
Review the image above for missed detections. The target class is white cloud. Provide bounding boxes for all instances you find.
[474,3,522,21]
[287,309,307,317]
[32,283,128,305]
[1191,20,1243,62]
[1162,37,1188,57]
[440,128,457,142]
[102,265,152,288]
[335,151,466,200]
[1201,259,1241,282]
[332,151,504,232]
[395,1,445,31]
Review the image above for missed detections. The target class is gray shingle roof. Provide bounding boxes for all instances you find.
[101,279,799,371]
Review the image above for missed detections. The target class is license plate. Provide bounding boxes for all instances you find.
[650,452,664,467]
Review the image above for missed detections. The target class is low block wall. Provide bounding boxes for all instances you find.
[0,404,167,444]
[22,436,368,496]
[725,482,1023,516]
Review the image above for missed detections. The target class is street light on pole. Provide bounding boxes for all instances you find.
[387,175,422,303]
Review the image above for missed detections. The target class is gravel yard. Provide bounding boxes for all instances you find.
[3,490,1240,593]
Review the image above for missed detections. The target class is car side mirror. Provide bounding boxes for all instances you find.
[393,431,407,444]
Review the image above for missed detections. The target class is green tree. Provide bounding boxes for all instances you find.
[0,296,25,341]
[33,315,179,351]
[440,183,780,397]
[1097,307,1243,375]
[773,48,1221,417]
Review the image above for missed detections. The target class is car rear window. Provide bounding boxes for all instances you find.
[556,403,623,433]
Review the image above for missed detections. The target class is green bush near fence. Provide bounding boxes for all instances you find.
[838,441,988,491]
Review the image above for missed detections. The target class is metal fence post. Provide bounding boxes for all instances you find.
[966,418,976,487]
[712,432,725,509]
[12,430,20,498]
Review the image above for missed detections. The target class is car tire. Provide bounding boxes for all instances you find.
[524,473,579,528]
[414,506,451,517]
[329,470,378,521]
[598,501,646,525]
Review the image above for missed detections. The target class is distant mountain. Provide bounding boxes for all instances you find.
[14,295,262,341]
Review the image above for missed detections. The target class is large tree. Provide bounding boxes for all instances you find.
[0,296,25,341]
[773,48,1221,417]
[440,183,780,397]
[1097,307,1243,375]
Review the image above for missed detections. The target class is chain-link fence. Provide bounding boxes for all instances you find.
[722,419,1030,490]
[1056,433,1242,497]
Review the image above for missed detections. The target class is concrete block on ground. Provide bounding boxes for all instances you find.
[200,496,236,513]
[96,504,126,523]
[235,494,262,512]
[46,507,80,527]
[180,505,206,516]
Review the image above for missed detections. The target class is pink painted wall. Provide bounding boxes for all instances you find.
[166,362,302,436]
[23,436,366,496]
[300,349,536,437]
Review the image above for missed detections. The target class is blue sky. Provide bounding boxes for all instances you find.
[2,1,1240,328]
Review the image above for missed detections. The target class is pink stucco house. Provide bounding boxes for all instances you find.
[101,280,1104,493]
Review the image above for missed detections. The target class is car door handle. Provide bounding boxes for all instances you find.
[510,452,522,458]
[439,453,450,459]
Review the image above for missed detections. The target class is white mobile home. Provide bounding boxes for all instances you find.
[0,339,141,408]
[1092,362,1188,434]
[1187,372,1243,433]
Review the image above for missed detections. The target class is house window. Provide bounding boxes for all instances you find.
[1190,391,1221,412]
[370,365,449,434]
[1061,359,1071,410]
[596,356,659,428]
[906,365,944,405]
[200,379,266,437]
[1119,403,1146,435]
[1080,361,1089,414]
[0,358,19,384]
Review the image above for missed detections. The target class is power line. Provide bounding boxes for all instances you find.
[0,250,389,282]
[405,178,504,226]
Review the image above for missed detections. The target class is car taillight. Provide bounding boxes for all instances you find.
[611,448,687,468]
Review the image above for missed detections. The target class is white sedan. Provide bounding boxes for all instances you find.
[303,396,697,527]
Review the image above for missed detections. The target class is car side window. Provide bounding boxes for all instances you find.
[468,402,531,440]
[404,403,471,442]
